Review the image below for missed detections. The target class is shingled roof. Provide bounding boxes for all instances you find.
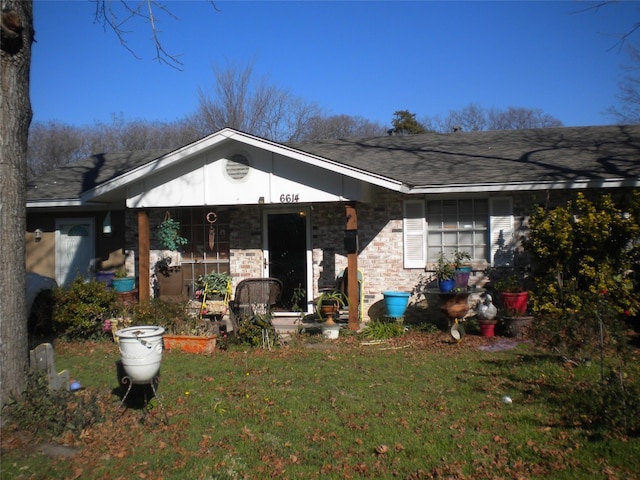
[27,149,173,203]
[26,125,640,204]
[290,124,640,189]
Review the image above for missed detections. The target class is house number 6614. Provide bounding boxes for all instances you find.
[279,193,300,203]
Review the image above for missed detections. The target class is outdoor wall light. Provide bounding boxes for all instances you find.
[258,197,265,204]
[103,211,112,234]
[34,228,42,242]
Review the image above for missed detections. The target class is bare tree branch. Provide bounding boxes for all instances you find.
[92,0,219,69]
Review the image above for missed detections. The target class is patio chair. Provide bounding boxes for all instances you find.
[229,278,283,347]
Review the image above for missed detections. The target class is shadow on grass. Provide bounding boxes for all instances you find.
[113,360,160,410]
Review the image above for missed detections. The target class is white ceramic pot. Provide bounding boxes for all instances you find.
[322,326,340,340]
[115,326,164,383]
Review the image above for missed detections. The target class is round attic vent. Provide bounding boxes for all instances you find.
[225,154,250,180]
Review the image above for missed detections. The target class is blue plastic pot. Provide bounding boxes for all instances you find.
[382,290,411,318]
[112,277,135,293]
[439,278,456,293]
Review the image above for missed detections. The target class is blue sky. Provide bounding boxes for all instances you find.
[31,1,640,129]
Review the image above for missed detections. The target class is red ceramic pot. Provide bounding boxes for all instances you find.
[500,291,529,316]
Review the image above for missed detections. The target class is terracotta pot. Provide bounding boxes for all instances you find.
[163,334,216,354]
[319,301,340,322]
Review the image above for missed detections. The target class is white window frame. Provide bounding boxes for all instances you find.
[426,198,489,262]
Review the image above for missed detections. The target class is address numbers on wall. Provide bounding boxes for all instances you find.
[279,193,300,203]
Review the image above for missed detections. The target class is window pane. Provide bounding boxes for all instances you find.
[459,231,474,244]
[425,199,489,262]
[443,231,457,246]
[442,201,457,229]
[427,232,441,243]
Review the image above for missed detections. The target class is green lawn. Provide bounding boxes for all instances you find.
[2,331,639,479]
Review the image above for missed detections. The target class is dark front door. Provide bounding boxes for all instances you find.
[266,212,308,310]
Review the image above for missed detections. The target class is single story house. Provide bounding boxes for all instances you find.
[25,125,640,323]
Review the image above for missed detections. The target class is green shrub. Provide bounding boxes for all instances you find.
[361,319,405,340]
[130,298,192,327]
[526,191,640,319]
[234,317,273,347]
[52,276,119,339]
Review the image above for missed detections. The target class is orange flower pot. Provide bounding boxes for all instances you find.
[163,335,216,354]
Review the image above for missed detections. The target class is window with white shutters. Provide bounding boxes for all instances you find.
[403,197,513,267]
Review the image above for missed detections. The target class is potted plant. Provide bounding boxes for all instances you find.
[492,271,529,317]
[195,272,232,318]
[195,272,231,300]
[452,250,472,289]
[111,267,135,293]
[315,290,348,325]
[132,298,219,354]
[162,317,219,354]
[156,214,188,251]
[434,253,456,292]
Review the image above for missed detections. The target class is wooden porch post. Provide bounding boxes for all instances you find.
[345,203,360,331]
[137,210,150,300]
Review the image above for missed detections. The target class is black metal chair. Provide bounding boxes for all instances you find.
[229,278,283,346]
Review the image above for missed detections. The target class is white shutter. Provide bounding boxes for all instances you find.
[403,200,426,268]
[490,197,514,267]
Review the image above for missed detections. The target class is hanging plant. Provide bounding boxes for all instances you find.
[157,212,188,251]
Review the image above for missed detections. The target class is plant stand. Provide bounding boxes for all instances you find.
[479,320,497,337]
[117,369,168,425]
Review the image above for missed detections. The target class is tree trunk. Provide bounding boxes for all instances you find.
[1,0,34,407]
